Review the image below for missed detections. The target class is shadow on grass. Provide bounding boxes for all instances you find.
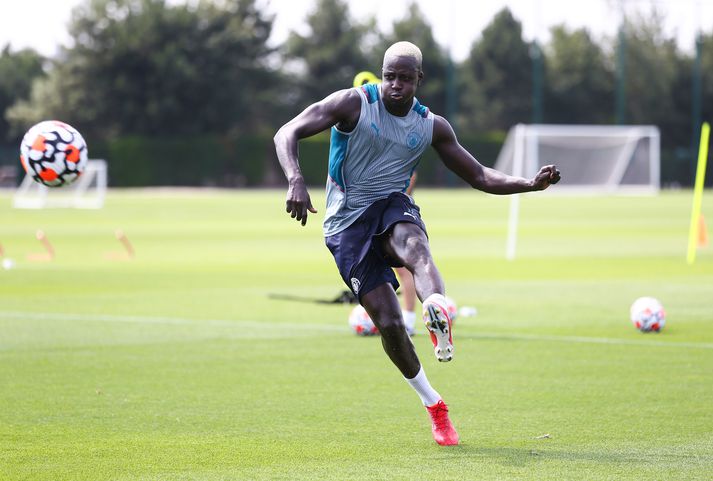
[424,443,711,469]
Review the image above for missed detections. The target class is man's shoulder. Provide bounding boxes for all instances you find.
[326,87,362,105]
[324,88,363,131]
[359,83,380,104]
[430,114,455,145]
[322,88,361,115]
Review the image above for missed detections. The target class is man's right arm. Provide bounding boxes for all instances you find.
[274,89,361,226]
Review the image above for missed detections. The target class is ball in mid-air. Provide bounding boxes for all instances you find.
[630,297,666,333]
[348,304,379,336]
[20,120,88,187]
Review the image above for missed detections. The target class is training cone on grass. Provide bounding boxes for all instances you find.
[106,229,135,260]
[27,230,54,262]
[698,215,708,247]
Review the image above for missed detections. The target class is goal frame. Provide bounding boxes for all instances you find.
[12,159,108,209]
[495,124,661,194]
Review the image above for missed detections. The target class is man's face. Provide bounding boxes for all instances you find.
[381,56,422,111]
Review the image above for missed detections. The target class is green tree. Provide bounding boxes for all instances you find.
[0,45,45,140]
[615,12,693,184]
[701,34,713,126]
[375,2,449,117]
[284,0,372,104]
[667,32,713,185]
[461,8,532,131]
[618,13,680,135]
[701,33,713,185]
[544,26,614,124]
[8,0,278,138]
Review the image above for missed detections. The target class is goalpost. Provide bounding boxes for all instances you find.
[494,124,661,260]
[12,159,108,209]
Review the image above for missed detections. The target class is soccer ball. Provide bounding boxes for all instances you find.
[20,120,88,187]
[348,305,379,336]
[630,297,666,333]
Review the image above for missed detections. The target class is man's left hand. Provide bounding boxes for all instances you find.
[532,165,561,191]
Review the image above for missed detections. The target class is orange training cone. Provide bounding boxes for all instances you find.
[698,215,709,247]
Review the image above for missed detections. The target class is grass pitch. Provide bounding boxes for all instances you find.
[0,188,712,481]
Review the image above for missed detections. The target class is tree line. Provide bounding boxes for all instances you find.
[1,0,711,186]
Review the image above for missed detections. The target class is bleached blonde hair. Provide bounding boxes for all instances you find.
[383,41,423,70]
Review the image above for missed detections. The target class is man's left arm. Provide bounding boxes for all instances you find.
[431,116,560,194]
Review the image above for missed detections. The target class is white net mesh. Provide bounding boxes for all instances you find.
[494,124,660,193]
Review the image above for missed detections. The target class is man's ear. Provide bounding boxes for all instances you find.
[417,71,424,86]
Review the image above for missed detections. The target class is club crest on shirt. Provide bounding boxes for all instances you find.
[406,131,421,149]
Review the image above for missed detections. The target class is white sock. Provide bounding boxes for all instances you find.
[405,366,442,406]
[422,293,448,313]
[402,310,416,332]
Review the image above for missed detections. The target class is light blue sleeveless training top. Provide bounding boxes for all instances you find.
[323,83,434,236]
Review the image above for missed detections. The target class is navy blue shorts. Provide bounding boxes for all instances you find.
[325,192,427,301]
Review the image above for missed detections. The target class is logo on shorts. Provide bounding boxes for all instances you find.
[403,207,420,221]
[350,277,361,294]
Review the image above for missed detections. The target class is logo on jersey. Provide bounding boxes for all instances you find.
[350,277,361,294]
[406,131,421,149]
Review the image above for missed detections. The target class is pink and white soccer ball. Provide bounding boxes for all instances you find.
[630,297,666,333]
[348,305,379,336]
[20,120,88,187]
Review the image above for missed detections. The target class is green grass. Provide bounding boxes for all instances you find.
[1,188,712,481]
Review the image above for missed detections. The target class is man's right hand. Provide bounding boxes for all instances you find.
[286,178,317,226]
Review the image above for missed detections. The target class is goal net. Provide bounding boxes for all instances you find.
[12,159,108,209]
[494,124,660,193]
[493,124,660,259]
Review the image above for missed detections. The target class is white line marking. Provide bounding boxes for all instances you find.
[1,311,712,349]
[473,332,713,350]
[0,311,345,332]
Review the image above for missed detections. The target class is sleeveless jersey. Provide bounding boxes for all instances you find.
[323,83,434,236]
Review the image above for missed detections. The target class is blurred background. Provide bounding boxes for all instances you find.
[0,0,711,189]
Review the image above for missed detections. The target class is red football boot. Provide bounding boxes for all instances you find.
[426,400,459,446]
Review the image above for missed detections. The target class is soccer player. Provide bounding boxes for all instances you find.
[274,41,560,446]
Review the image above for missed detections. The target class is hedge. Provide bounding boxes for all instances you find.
[86,131,506,187]
[1,130,707,187]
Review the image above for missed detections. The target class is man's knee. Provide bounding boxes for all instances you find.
[376,314,407,339]
[360,283,402,326]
